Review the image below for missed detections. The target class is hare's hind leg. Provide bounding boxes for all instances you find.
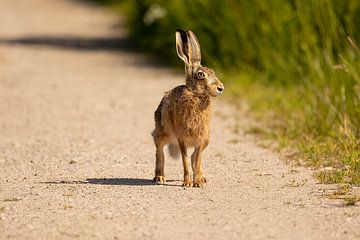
[178,141,191,187]
[153,134,168,184]
[153,97,169,184]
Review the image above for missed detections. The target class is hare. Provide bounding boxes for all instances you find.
[152,29,224,187]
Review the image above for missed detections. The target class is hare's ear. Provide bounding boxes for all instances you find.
[186,30,201,65]
[176,29,190,65]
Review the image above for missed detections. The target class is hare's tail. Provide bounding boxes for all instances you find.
[168,143,180,159]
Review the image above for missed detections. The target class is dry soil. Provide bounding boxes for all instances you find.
[0,0,359,239]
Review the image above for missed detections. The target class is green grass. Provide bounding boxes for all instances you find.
[90,0,360,185]
[228,76,360,185]
[344,196,359,206]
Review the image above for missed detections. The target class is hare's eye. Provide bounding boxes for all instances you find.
[197,71,206,79]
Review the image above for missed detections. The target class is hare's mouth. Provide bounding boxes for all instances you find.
[210,91,221,97]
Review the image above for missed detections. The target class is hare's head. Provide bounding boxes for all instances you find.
[176,29,224,97]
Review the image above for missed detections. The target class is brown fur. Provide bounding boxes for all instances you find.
[152,30,224,187]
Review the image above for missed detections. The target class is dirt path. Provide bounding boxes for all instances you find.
[0,0,359,239]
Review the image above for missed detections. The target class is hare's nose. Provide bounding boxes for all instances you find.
[217,86,224,92]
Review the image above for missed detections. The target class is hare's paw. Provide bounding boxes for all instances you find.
[193,176,207,188]
[182,177,192,187]
[153,176,166,184]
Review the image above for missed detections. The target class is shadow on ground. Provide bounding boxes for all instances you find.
[0,35,170,68]
[0,36,135,52]
[41,178,179,187]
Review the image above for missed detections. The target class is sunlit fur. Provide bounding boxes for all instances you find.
[152,29,224,187]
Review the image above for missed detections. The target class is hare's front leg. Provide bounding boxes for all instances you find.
[178,141,192,187]
[153,136,167,184]
[192,142,208,188]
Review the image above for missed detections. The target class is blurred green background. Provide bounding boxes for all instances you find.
[91,0,359,184]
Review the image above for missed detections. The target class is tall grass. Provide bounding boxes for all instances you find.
[94,0,360,184]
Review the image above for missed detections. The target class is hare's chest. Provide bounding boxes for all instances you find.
[174,100,211,137]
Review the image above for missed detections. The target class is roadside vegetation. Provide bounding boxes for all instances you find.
[90,0,359,185]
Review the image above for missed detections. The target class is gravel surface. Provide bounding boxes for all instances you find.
[0,0,359,239]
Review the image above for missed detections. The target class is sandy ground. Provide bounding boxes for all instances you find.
[0,0,359,239]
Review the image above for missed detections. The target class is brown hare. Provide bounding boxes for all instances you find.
[152,29,224,187]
